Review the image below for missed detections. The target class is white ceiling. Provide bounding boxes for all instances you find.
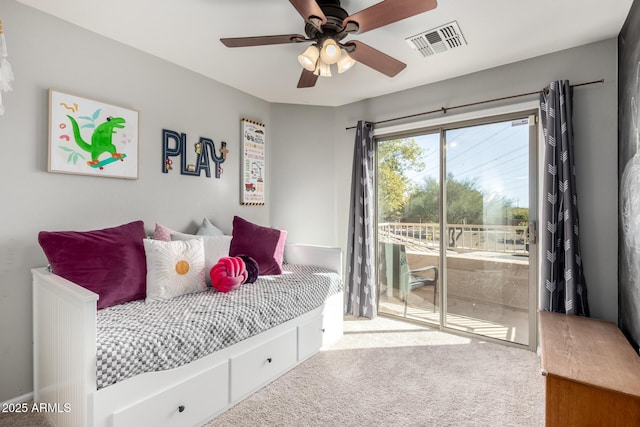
[17,0,634,107]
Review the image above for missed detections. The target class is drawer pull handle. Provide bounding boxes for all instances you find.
[321,328,325,333]
[267,357,272,363]
[178,405,185,413]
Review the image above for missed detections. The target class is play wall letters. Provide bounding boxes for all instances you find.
[162,129,227,178]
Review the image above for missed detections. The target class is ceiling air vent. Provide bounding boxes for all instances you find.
[405,21,467,57]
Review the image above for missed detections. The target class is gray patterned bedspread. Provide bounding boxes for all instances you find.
[95,264,342,390]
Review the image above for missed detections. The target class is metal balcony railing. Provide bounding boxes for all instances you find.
[379,222,529,254]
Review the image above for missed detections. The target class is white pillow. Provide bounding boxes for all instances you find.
[143,238,206,302]
[171,232,232,283]
[196,218,224,236]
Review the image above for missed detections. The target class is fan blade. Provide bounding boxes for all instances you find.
[297,69,319,88]
[345,41,406,77]
[344,0,438,34]
[221,34,306,48]
[289,0,327,31]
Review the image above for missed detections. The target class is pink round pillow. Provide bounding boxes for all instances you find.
[210,257,248,293]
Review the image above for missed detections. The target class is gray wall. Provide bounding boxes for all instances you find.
[0,2,272,402]
[272,39,618,322]
[270,104,337,244]
[329,39,619,322]
[0,0,621,403]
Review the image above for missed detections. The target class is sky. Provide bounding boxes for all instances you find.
[405,117,531,209]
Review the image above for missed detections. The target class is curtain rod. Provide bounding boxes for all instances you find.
[345,78,604,131]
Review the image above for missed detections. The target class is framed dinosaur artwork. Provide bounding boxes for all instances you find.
[48,89,139,179]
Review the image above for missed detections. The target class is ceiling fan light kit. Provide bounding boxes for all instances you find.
[298,45,320,71]
[314,59,332,77]
[299,40,355,77]
[320,38,340,64]
[337,49,356,73]
[220,0,438,88]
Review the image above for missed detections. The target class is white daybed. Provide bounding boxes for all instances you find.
[32,244,343,427]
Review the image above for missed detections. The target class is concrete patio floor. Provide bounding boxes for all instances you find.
[379,247,531,346]
[379,290,529,345]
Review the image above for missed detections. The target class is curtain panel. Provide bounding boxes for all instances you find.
[345,120,377,318]
[540,80,590,316]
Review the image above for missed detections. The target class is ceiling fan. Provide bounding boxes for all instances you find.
[220,0,438,88]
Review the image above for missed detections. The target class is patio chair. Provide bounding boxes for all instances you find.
[379,242,439,315]
[405,263,439,315]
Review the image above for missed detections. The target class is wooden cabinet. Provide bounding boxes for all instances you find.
[538,311,640,427]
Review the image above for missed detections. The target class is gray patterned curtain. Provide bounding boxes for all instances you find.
[540,80,590,316]
[345,120,377,318]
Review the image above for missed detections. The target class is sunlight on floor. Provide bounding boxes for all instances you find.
[324,315,472,351]
[380,298,523,343]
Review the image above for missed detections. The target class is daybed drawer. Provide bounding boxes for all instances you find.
[111,361,229,427]
[230,329,297,402]
[298,315,324,361]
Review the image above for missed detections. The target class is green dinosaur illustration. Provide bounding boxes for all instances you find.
[67,114,126,166]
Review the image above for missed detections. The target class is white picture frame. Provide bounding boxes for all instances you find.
[240,118,265,205]
[48,89,139,179]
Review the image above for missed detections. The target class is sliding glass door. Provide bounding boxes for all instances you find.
[377,133,441,321]
[376,112,537,347]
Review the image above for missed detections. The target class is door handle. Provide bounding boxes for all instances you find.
[527,221,537,245]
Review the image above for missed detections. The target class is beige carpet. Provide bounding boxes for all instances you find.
[0,403,50,427]
[209,316,544,426]
[0,316,544,427]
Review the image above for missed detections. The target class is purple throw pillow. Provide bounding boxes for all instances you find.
[38,220,147,309]
[229,216,287,275]
[238,255,259,284]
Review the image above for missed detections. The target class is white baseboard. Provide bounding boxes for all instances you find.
[1,392,34,406]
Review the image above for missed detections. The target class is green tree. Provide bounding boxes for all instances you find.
[377,139,424,221]
[404,176,439,222]
[446,175,484,225]
[404,174,516,247]
[483,193,516,225]
[510,207,529,221]
[405,174,484,224]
